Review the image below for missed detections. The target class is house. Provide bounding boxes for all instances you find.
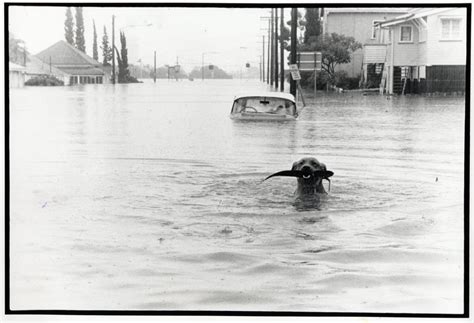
[375,7,467,94]
[9,62,26,88]
[35,40,107,85]
[322,8,410,78]
[24,54,69,84]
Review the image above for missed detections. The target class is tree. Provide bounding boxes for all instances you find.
[92,20,98,61]
[303,8,322,44]
[75,7,85,52]
[9,32,28,66]
[101,26,112,66]
[64,7,74,46]
[114,32,139,83]
[300,33,362,85]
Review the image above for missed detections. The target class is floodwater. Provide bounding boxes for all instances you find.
[9,79,465,313]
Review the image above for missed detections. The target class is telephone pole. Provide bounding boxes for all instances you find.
[112,15,115,84]
[280,8,285,91]
[274,8,279,89]
[262,35,265,82]
[153,50,156,83]
[269,10,274,86]
[290,8,297,96]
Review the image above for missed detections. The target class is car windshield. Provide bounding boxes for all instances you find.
[232,97,296,115]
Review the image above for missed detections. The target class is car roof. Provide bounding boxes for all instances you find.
[234,92,296,103]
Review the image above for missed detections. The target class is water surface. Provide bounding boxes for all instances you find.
[10,79,465,313]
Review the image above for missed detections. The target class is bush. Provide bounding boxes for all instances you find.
[334,71,360,90]
[119,75,141,83]
[25,75,64,86]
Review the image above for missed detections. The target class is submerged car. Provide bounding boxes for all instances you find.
[230,92,299,120]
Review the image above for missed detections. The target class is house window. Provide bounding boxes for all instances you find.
[400,25,413,42]
[441,18,462,40]
[371,20,384,39]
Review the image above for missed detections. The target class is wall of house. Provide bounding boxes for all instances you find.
[426,8,467,65]
[9,71,25,88]
[325,11,406,77]
[391,21,423,66]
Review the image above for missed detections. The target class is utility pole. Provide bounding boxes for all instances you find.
[269,9,274,86]
[112,15,115,84]
[154,50,156,83]
[267,20,270,84]
[290,8,297,96]
[262,35,265,82]
[259,56,262,81]
[274,8,279,89]
[280,8,285,91]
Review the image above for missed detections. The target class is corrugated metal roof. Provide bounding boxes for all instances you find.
[59,67,105,76]
[35,40,102,67]
[9,62,25,71]
[25,55,68,76]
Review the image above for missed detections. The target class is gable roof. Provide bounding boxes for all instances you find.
[35,40,101,67]
[379,8,457,27]
[325,8,411,15]
[9,62,25,71]
[26,54,69,76]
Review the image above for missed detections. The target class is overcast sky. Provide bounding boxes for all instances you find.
[9,5,290,72]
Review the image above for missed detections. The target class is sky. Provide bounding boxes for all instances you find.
[8,5,289,73]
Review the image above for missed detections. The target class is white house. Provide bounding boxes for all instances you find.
[375,7,467,94]
[9,62,26,88]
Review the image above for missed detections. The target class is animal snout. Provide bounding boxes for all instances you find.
[300,165,314,173]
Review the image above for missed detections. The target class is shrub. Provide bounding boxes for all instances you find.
[25,75,64,86]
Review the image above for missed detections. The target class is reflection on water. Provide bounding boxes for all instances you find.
[10,79,465,312]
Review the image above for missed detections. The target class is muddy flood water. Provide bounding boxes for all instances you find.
[9,79,465,313]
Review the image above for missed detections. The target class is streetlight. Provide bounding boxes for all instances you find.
[201,51,218,81]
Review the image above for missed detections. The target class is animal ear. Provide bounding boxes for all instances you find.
[291,162,297,171]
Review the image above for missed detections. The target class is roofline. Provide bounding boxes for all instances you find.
[35,40,102,66]
[325,8,411,15]
[378,7,458,27]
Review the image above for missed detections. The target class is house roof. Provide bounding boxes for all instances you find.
[25,55,68,76]
[35,40,102,67]
[325,8,411,15]
[59,67,105,76]
[378,8,456,27]
[9,62,25,71]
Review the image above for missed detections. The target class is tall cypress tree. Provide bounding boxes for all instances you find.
[64,7,74,45]
[115,31,130,82]
[101,26,112,65]
[303,8,322,45]
[92,20,98,60]
[75,7,86,52]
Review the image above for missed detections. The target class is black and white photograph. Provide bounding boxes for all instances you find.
[4,0,470,319]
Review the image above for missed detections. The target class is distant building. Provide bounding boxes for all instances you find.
[9,62,26,88]
[376,7,467,94]
[322,8,410,78]
[24,54,69,84]
[35,40,107,85]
